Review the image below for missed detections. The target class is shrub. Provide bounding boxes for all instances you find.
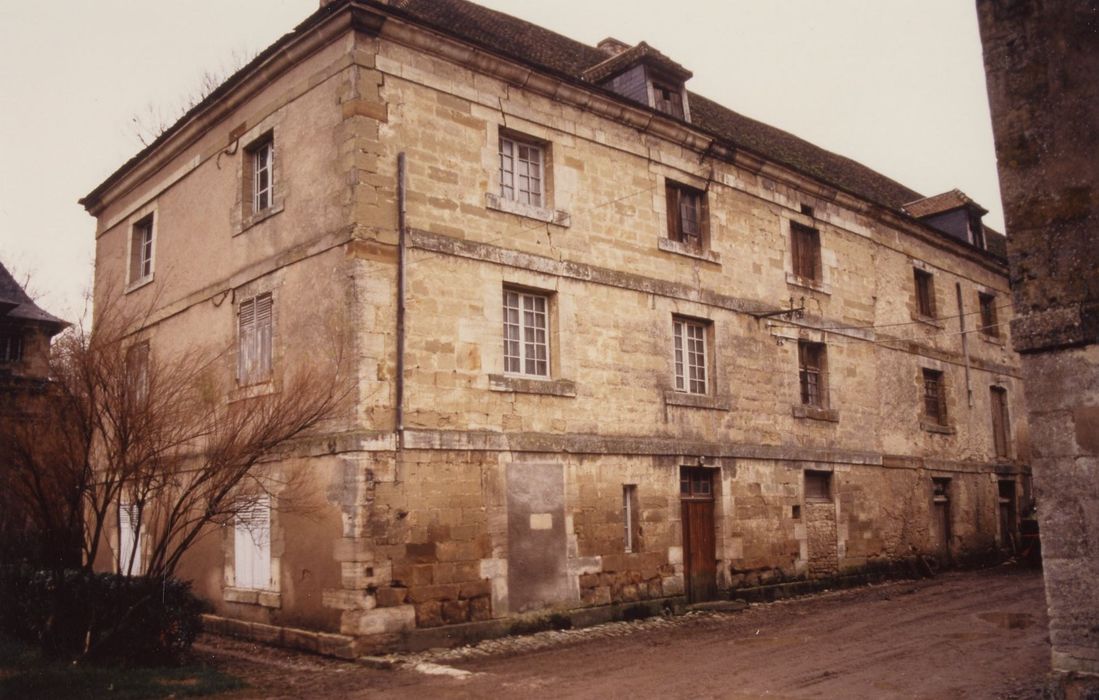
[0,567,208,665]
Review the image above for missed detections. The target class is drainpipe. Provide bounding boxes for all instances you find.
[956,282,973,408]
[396,152,407,449]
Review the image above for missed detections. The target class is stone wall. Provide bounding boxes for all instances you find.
[978,0,1099,678]
[84,4,1032,650]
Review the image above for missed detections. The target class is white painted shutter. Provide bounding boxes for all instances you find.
[119,502,142,575]
[238,297,255,382]
[234,496,271,590]
[255,293,273,379]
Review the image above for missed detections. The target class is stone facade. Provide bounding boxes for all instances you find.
[83,0,1028,650]
[978,0,1099,681]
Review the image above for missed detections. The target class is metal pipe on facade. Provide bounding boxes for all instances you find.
[396,152,407,448]
[956,282,973,408]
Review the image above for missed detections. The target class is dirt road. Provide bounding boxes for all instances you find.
[200,565,1049,699]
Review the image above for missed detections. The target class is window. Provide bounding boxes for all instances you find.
[499,135,543,207]
[118,502,142,576]
[665,181,706,249]
[914,268,936,318]
[126,342,150,403]
[234,496,272,590]
[503,289,549,377]
[652,81,684,119]
[673,318,708,394]
[804,470,832,502]
[798,341,827,408]
[991,386,1011,459]
[922,368,947,425]
[791,223,821,282]
[250,138,275,214]
[237,293,273,385]
[979,292,999,337]
[623,485,641,553]
[0,332,23,363]
[800,204,815,217]
[128,214,154,285]
[679,467,713,499]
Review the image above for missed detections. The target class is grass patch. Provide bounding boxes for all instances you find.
[0,633,243,699]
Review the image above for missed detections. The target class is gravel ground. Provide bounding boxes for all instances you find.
[195,565,1050,699]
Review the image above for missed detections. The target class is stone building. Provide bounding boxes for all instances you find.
[81,0,1028,653]
[0,261,69,562]
[978,0,1099,684]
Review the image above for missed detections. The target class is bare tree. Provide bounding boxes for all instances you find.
[131,50,256,148]
[0,290,348,579]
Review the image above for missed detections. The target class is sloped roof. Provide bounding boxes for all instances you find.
[0,262,68,334]
[904,189,989,218]
[384,1,930,214]
[83,0,1004,261]
[581,41,694,83]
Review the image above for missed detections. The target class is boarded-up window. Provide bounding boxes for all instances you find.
[503,288,549,377]
[979,292,999,337]
[234,496,272,590]
[923,368,947,425]
[991,386,1011,459]
[805,470,832,502]
[118,502,142,576]
[791,223,821,282]
[665,182,705,248]
[798,341,827,407]
[914,268,936,317]
[129,214,154,285]
[623,485,641,553]
[238,293,273,385]
[499,135,544,207]
[652,81,684,119]
[673,317,708,395]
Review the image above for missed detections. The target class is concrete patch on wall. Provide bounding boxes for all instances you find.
[506,462,571,613]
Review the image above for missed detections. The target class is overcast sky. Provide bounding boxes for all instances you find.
[0,0,1003,323]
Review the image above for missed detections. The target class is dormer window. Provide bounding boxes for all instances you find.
[584,40,693,123]
[652,81,683,119]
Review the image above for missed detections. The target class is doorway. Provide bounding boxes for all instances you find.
[680,467,717,602]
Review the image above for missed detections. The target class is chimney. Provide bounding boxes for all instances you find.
[597,37,632,57]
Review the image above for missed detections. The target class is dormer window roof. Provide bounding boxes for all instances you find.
[583,40,693,122]
[903,189,989,250]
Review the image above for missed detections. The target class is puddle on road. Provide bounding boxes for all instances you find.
[977,612,1036,629]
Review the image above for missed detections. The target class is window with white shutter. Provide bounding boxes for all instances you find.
[118,502,143,575]
[237,293,273,385]
[234,496,272,590]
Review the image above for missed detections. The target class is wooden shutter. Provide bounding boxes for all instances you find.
[234,496,271,590]
[991,387,1009,458]
[118,502,142,575]
[666,184,679,240]
[255,293,273,379]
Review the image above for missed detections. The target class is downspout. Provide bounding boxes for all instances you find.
[956,282,973,408]
[396,152,407,449]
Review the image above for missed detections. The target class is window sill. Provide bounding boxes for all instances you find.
[657,238,721,264]
[663,390,731,411]
[485,193,570,227]
[230,381,276,402]
[489,374,576,397]
[920,419,956,435]
[238,203,285,235]
[792,405,839,422]
[979,332,1004,346]
[785,272,831,295]
[125,275,155,294]
[224,586,281,608]
[910,312,944,329]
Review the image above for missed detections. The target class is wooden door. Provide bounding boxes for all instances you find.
[680,467,717,602]
[931,478,951,561]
